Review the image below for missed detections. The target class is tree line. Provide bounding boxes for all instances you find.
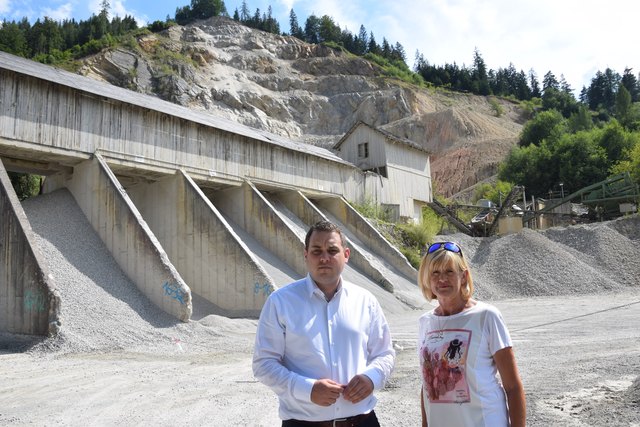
[0,0,138,64]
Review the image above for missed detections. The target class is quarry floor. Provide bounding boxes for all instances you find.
[1,292,639,427]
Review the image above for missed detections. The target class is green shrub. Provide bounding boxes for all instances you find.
[363,53,426,87]
[8,172,41,200]
[350,198,393,223]
[401,247,422,269]
[489,97,504,117]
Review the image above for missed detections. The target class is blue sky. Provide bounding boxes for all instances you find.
[2,0,639,94]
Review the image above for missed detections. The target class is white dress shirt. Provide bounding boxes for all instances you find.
[253,274,395,421]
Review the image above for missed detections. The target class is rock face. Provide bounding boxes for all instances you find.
[79,16,527,198]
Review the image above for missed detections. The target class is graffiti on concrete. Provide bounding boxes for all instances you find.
[24,289,46,312]
[254,282,273,297]
[163,281,186,304]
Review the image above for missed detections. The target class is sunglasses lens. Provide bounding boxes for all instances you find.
[427,243,442,254]
[443,242,461,253]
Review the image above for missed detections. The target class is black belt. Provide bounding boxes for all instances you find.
[283,411,372,427]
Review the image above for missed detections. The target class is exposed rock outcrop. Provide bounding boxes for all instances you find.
[78,16,527,198]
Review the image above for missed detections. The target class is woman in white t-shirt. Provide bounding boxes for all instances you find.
[417,242,526,427]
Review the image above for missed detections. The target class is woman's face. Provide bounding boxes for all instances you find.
[429,259,467,300]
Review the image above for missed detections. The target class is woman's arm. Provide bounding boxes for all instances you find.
[494,347,526,427]
[420,387,428,427]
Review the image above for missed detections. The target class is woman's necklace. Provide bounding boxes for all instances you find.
[431,300,468,340]
[429,309,447,341]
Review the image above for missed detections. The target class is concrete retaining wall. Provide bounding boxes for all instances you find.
[63,155,192,322]
[315,197,417,280]
[274,191,326,231]
[212,182,307,277]
[0,161,61,335]
[127,172,275,317]
[274,192,394,292]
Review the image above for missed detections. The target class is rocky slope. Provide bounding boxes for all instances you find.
[79,16,527,198]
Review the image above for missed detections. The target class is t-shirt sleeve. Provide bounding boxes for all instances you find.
[484,306,513,356]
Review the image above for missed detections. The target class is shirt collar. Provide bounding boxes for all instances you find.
[305,274,346,299]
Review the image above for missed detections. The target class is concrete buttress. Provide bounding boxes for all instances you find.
[126,171,275,318]
[64,154,192,322]
[0,160,61,335]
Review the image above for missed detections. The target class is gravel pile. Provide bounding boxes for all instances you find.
[443,215,640,300]
[627,376,640,403]
[14,189,640,356]
[19,189,247,356]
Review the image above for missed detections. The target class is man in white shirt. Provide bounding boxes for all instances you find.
[253,220,395,427]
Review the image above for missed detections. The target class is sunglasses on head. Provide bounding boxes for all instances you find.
[427,241,463,257]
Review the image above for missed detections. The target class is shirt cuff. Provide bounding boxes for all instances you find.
[293,376,316,402]
[361,369,383,390]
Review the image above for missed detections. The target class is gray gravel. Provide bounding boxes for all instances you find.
[443,217,640,300]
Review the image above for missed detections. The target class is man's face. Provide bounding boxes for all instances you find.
[304,230,350,290]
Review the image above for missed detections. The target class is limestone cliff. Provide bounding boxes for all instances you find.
[79,16,526,199]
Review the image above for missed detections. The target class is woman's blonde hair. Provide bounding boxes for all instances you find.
[417,245,474,302]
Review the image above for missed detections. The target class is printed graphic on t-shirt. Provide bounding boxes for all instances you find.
[420,328,471,403]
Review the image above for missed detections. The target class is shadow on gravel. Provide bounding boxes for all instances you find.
[0,332,46,353]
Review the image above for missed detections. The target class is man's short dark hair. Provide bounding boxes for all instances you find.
[304,220,347,250]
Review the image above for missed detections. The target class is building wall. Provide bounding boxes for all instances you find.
[385,140,430,175]
[337,123,432,220]
[0,67,364,202]
[384,141,432,221]
[336,125,388,170]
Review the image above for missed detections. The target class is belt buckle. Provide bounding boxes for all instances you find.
[332,418,347,427]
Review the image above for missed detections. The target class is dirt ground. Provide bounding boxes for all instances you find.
[1,292,639,426]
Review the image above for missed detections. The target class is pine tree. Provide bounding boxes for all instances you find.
[354,24,368,55]
[100,0,110,18]
[0,20,29,56]
[529,70,542,98]
[289,9,303,39]
[304,15,320,44]
[471,48,490,95]
[542,71,559,93]
[392,42,406,63]
[368,31,380,55]
[240,0,250,22]
[621,68,639,102]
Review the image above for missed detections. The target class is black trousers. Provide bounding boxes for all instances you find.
[282,410,380,427]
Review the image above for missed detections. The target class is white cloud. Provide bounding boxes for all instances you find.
[276,0,296,14]
[41,2,73,21]
[85,0,146,26]
[1,0,37,21]
[111,0,147,25]
[0,0,10,14]
[86,0,101,15]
